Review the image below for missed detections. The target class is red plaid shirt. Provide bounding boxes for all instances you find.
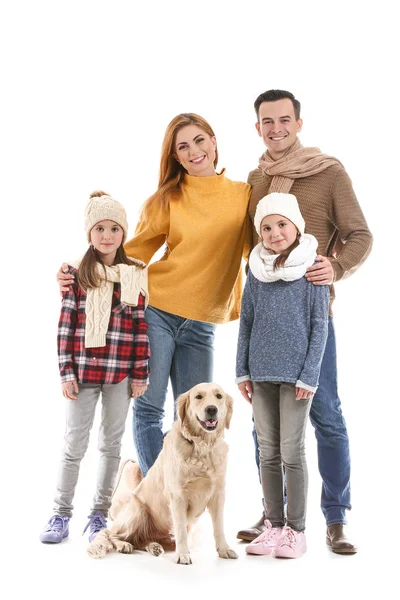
[58,267,150,385]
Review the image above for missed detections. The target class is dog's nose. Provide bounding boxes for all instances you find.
[205,405,218,419]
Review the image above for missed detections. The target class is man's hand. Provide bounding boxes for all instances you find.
[57,263,74,293]
[295,387,314,401]
[306,255,334,285]
[62,380,79,400]
[238,380,253,404]
[131,383,148,398]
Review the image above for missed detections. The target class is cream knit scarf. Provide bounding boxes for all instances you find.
[70,258,149,348]
[259,138,343,193]
[249,234,318,282]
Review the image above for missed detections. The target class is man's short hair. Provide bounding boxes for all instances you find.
[254,89,301,121]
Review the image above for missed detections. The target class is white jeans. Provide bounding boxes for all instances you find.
[53,378,131,517]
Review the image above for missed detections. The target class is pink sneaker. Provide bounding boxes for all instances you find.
[246,520,283,555]
[274,526,307,558]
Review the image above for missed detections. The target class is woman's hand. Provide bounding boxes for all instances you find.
[295,387,314,401]
[57,263,74,293]
[238,380,253,404]
[62,380,79,400]
[131,383,148,399]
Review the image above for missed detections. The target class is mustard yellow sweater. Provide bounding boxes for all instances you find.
[124,171,251,324]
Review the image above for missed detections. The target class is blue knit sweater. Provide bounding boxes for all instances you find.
[236,271,330,391]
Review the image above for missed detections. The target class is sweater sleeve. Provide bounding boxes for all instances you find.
[129,293,151,385]
[247,170,262,251]
[124,204,170,265]
[235,275,254,382]
[58,270,78,383]
[242,213,253,264]
[296,284,329,391]
[329,168,373,281]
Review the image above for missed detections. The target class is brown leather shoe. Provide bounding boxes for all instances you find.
[326,524,357,554]
[237,514,266,541]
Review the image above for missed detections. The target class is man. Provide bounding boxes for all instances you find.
[237,89,372,553]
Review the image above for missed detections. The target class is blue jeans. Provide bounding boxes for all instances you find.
[253,317,351,525]
[132,306,216,476]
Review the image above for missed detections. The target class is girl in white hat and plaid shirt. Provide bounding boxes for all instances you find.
[40,191,150,544]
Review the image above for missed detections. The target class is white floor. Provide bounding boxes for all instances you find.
[8,499,395,600]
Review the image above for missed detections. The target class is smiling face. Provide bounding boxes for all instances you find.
[177,383,233,435]
[90,220,124,265]
[174,124,217,177]
[260,213,298,253]
[256,98,303,160]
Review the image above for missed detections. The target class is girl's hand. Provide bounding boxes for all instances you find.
[62,380,79,400]
[305,255,334,285]
[296,387,314,401]
[238,380,253,404]
[57,263,74,293]
[131,383,148,398]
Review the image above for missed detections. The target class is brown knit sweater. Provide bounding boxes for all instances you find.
[248,164,372,313]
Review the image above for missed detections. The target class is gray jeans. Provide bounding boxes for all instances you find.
[53,378,131,518]
[252,381,311,532]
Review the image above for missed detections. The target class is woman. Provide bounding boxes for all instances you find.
[58,113,251,476]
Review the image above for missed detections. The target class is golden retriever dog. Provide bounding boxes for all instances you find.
[87,382,237,564]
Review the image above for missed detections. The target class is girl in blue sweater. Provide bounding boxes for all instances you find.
[236,192,329,558]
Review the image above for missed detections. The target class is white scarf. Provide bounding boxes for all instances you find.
[249,234,318,283]
[70,258,149,348]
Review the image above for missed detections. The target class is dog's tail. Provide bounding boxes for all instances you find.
[109,459,143,521]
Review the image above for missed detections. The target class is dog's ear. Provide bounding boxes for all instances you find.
[177,391,190,428]
[225,394,233,429]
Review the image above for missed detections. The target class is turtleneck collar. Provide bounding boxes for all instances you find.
[183,168,226,189]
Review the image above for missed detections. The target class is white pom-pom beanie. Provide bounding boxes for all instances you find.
[84,192,129,243]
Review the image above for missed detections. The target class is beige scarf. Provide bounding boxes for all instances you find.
[70,258,149,348]
[259,138,343,193]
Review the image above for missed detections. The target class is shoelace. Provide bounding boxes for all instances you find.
[254,521,275,544]
[252,520,282,544]
[268,529,282,542]
[279,527,296,548]
[46,515,67,532]
[83,513,106,535]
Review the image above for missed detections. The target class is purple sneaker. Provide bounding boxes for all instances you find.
[274,526,307,558]
[83,512,107,542]
[40,515,70,544]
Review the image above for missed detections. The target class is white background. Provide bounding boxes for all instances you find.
[1,1,398,598]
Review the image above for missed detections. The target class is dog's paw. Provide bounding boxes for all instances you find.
[146,542,164,556]
[87,541,112,559]
[218,547,239,559]
[175,553,192,565]
[113,539,134,554]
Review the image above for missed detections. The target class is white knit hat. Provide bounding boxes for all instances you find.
[254,192,305,235]
[84,192,129,243]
